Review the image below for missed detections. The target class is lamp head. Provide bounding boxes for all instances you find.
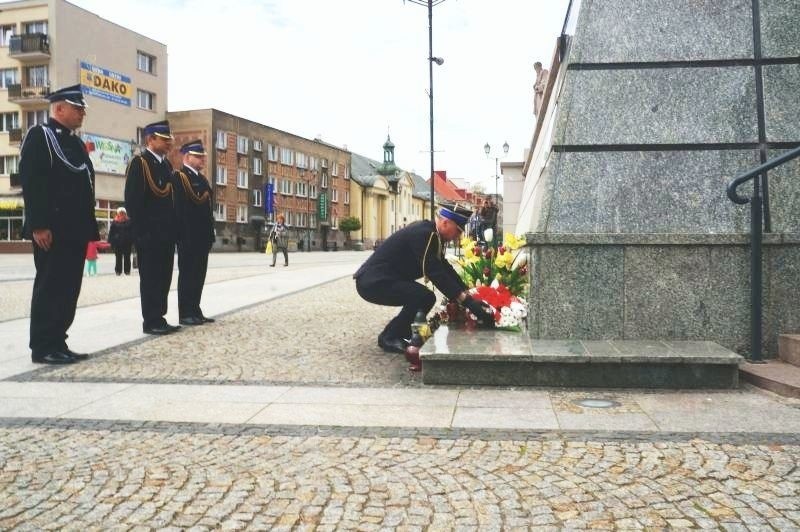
[431,56,444,65]
[502,141,509,154]
[483,142,490,155]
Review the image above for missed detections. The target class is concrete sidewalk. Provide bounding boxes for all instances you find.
[1,251,799,435]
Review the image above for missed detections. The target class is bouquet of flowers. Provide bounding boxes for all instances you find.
[439,233,529,331]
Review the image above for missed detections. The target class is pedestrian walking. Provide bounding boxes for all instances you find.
[269,215,289,267]
[174,139,216,326]
[20,85,98,364]
[124,120,180,335]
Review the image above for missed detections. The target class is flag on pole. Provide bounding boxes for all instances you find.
[265,183,274,215]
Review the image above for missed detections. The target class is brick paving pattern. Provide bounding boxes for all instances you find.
[22,278,421,387]
[1,424,798,530]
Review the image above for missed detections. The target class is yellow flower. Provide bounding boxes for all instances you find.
[503,233,525,250]
[495,250,513,269]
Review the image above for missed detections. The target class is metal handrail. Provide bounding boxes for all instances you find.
[727,145,800,204]
[726,144,800,362]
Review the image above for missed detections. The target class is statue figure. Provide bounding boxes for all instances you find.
[533,61,550,116]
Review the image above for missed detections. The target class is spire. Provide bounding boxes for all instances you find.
[377,134,398,176]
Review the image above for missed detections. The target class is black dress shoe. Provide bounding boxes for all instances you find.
[143,325,173,335]
[62,347,89,360]
[32,351,76,364]
[201,316,216,323]
[378,336,408,355]
[179,316,204,326]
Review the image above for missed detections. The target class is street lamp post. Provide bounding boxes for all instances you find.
[406,0,448,220]
[483,141,509,247]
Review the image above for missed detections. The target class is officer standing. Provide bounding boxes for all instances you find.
[354,204,495,354]
[20,85,98,364]
[173,140,216,326]
[124,120,180,335]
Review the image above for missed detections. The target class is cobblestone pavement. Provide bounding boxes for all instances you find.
[22,278,421,387]
[1,422,798,530]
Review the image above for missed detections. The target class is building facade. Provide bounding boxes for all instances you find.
[0,0,167,250]
[167,109,352,252]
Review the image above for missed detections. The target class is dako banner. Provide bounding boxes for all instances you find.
[80,61,132,106]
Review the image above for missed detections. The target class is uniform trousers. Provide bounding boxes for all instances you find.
[177,242,209,319]
[136,240,175,328]
[30,239,86,354]
[355,275,436,341]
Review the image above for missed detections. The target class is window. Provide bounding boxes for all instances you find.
[0,155,19,175]
[344,190,350,204]
[295,181,307,197]
[137,51,156,74]
[279,179,293,195]
[236,205,247,223]
[0,112,19,132]
[310,185,318,199]
[252,188,262,207]
[296,152,307,169]
[332,216,339,230]
[237,169,248,188]
[24,21,47,34]
[253,139,263,152]
[309,156,317,171]
[280,147,293,165]
[0,25,14,47]
[252,157,262,175]
[136,89,155,111]
[267,144,278,162]
[0,68,17,88]
[216,131,227,150]
[296,212,307,228]
[215,165,227,185]
[331,189,338,203]
[267,175,277,187]
[26,110,47,127]
[237,135,248,154]
[25,65,48,87]
[214,203,226,221]
[344,165,350,180]
[309,213,316,228]
[320,173,328,188]
[321,158,328,169]
[332,162,339,177]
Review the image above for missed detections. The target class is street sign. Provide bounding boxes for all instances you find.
[317,191,328,220]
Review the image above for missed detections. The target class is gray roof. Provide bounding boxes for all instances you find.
[350,151,431,200]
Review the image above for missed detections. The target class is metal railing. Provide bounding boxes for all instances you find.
[9,33,50,56]
[727,145,800,361]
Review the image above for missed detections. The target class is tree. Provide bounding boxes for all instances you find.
[339,216,362,248]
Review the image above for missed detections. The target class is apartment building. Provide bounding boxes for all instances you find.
[167,109,352,252]
[0,0,167,249]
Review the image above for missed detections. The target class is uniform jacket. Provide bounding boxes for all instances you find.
[174,165,215,249]
[19,119,99,242]
[354,220,466,300]
[124,149,177,245]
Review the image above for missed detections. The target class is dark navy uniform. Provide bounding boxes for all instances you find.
[124,149,178,330]
[354,220,467,344]
[174,163,215,321]
[20,118,98,356]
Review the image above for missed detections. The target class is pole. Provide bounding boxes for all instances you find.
[306,185,311,252]
[428,0,435,220]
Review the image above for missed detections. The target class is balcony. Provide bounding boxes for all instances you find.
[8,33,50,61]
[9,173,21,188]
[7,84,50,106]
[7,128,23,145]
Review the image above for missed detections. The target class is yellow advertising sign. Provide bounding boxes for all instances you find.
[80,61,132,106]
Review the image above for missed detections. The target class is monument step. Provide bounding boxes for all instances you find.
[740,360,800,399]
[420,327,743,389]
[778,334,800,367]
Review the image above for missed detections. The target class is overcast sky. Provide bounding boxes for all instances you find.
[66,0,568,193]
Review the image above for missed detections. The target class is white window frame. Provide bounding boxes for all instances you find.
[0,68,17,88]
[252,188,262,207]
[136,89,155,111]
[214,203,226,221]
[267,144,278,162]
[321,158,328,169]
[344,165,350,180]
[237,168,248,189]
[236,205,247,224]
[296,152,307,169]
[295,181,307,197]
[344,190,350,204]
[216,131,227,150]
[331,189,339,203]
[24,21,47,34]
[0,25,14,47]
[0,155,19,175]
[280,147,293,166]
[310,185,318,199]
[0,112,19,132]
[332,162,339,177]
[137,51,156,74]
[237,136,248,155]
[253,139,263,152]
[332,216,339,230]
[320,174,329,188]
[215,165,227,185]
[252,157,262,175]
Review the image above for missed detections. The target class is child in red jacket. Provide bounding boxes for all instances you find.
[85,240,99,276]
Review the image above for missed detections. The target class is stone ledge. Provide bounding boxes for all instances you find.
[420,327,743,388]
[525,233,800,246]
